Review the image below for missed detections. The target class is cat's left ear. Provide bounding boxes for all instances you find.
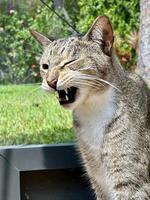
[29,29,51,47]
[83,15,114,56]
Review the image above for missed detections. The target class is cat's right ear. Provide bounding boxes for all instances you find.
[82,16,114,56]
[29,30,51,47]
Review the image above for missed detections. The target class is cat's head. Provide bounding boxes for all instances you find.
[30,16,114,110]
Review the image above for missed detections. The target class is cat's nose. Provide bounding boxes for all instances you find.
[47,79,57,90]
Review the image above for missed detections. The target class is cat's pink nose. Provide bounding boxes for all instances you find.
[47,79,57,90]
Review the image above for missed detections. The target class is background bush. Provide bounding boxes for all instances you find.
[0,0,140,84]
[77,0,139,38]
[0,1,69,84]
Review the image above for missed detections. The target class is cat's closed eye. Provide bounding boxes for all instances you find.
[60,59,77,69]
[63,59,77,66]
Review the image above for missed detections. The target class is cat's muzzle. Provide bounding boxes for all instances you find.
[57,87,78,105]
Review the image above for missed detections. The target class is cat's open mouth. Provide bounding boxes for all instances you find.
[57,87,78,105]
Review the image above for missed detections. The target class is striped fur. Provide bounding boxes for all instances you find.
[31,16,150,199]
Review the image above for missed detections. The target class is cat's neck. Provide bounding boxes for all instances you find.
[111,51,126,77]
[111,51,129,88]
[73,88,117,149]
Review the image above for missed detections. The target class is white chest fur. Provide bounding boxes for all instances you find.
[74,88,116,150]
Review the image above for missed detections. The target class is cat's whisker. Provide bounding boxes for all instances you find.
[71,80,101,90]
[96,78,121,92]
[20,82,42,85]
[61,76,74,88]
[27,86,42,96]
[58,74,75,89]
[76,79,104,88]
[69,72,100,85]
[12,86,44,104]
[41,85,51,92]
[78,78,105,88]
[8,83,43,102]
[81,74,120,90]
[73,74,105,87]
[76,83,101,90]
[74,74,121,92]
[67,72,104,89]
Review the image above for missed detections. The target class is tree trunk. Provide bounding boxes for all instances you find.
[138,0,150,84]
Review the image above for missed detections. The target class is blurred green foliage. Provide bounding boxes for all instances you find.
[0,0,139,84]
[0,10,39,83]
[77,0,139,38]
[0,1,69,84]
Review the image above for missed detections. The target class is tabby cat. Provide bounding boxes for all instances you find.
[30,16,150,199]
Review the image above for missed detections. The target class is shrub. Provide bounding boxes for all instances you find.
[76,0,139,69]
[0,0,140,84]
[77,0,139,38]
[0,10,38,83]
[0,2,69,84]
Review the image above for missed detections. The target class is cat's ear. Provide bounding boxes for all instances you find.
[83,15,114,56]
[29,30,51,47]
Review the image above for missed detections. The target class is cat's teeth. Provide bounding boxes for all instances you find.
[65,89,68,94]
[66,95,69,101]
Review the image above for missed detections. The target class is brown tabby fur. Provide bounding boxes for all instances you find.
[30,16,150,199]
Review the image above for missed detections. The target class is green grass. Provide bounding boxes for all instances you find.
[0,84,74,146]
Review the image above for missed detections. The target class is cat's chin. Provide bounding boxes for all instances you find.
[60,102,76,110]
[59,95,80,110]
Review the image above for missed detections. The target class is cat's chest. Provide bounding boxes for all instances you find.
[77,114,108,149]
[74,88,116,150]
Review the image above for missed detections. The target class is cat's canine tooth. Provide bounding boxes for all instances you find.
[65,89,68,94]
[66,95,69,101]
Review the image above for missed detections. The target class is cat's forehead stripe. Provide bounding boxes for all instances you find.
[48,37,78,56]
[60,47,65,54]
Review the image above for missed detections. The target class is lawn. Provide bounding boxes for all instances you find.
[0,84,74,146]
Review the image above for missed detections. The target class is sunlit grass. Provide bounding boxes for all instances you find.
[0,84,74,146]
